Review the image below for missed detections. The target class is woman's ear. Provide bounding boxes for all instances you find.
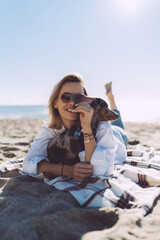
[53,101,57,109]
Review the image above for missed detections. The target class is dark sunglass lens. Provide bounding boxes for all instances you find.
[61,93,71,102]
[70,93,87,104]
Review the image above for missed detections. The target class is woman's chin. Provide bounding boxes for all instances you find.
[66,112,79,120]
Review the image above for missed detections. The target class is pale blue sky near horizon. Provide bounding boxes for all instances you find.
[0,0,160,121]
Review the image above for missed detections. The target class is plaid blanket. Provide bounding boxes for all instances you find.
[1,146,160,215]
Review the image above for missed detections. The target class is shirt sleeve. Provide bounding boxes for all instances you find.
[79,121,127,177]
[22,126,56,176]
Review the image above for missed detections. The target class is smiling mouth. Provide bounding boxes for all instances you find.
[66,109,76,113]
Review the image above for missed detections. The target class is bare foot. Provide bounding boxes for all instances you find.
[105,82,112,95]
[104,82,117,110]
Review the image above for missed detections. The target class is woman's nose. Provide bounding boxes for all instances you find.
[69,99,75,105]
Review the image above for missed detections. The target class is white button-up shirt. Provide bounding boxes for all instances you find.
[23,121,127,177]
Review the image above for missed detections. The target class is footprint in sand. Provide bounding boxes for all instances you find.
[2,147,20,152]
[16,142,30,146]
[11,136,27,138]
[129,140,140,145]
[0,147,7,150]
[3,152,16,158]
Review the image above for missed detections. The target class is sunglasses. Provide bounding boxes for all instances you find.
[60,92,88,104]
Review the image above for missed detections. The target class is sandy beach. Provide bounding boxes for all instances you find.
[0,119,160,240]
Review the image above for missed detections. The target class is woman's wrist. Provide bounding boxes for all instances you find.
[83,132,94,144]
[82,127,92,134]
[38,160,69,177]
[62,165,74,178]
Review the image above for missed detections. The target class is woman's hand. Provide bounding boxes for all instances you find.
[74,102,94,132]
[71,162,93,180]
[73,102,96,164]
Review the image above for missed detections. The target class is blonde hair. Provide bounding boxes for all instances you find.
[48,73,88,129]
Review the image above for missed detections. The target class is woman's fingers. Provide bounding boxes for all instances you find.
[75,163,93,171]
[76,162,93,169]
[73,163,93,180]
[74,102,93,113]
[76,168,93,173]
[75,171,92,180]
[76,174,92,180]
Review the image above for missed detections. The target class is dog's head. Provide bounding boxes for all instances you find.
[90,98,118,122]
[70,93,118,122]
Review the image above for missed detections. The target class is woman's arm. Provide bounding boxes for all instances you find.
[83,127,96,163]
[23,126,58,175]
[37,160,93,180]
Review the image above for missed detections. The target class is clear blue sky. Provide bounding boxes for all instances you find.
[0,0,160,120]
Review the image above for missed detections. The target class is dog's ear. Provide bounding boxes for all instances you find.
[83,96,94,105]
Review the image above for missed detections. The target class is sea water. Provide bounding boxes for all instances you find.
[0,105,48,119]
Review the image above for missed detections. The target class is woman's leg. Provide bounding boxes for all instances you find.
[105,82,124,129]
[105,82,129,147]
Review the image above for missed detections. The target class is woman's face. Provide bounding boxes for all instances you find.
[54,82,84,129]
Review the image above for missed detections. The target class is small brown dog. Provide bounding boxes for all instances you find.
[47,93,118,165]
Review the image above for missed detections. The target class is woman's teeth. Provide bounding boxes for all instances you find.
[67,109,76,112]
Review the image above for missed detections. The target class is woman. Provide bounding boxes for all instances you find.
[23,73,127,180]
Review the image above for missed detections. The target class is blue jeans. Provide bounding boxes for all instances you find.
[111,109,129,147]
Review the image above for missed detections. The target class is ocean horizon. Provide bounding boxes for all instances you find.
[0,105,48,120]
[0,104,160,123]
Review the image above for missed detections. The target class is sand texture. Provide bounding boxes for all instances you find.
[0,119,160,240]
